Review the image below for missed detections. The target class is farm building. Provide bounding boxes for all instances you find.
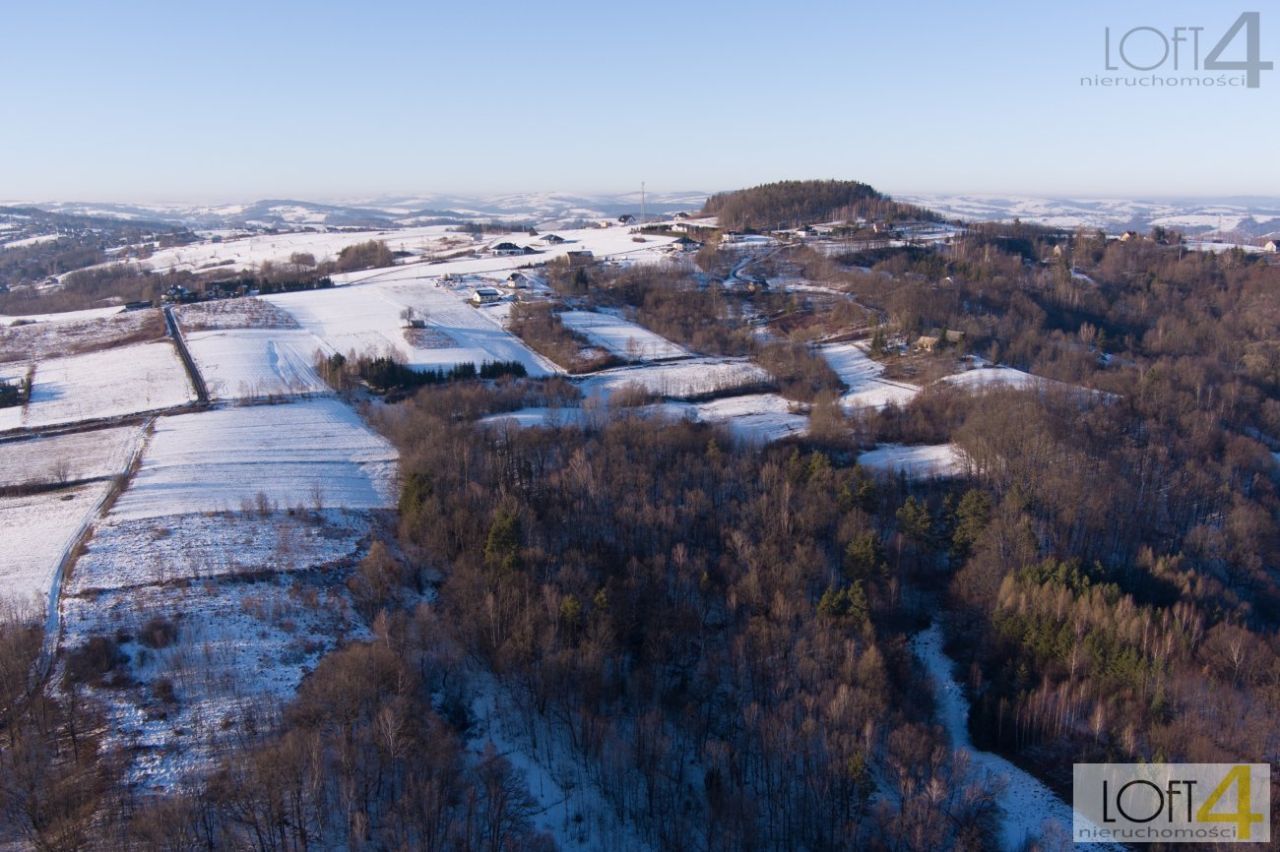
[471,287,503,305]
[566,250,595,269]
[916,329,965,352]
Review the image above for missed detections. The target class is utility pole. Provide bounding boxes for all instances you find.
[641,181,646,224]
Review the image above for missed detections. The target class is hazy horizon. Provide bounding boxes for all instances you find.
[2,0,1277,201]
[7,188,1280,211]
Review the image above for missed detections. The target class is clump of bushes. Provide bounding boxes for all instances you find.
[66,635,128,686]
[139,617,179,649]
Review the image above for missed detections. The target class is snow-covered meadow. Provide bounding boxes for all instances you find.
[819,342,921,411]
[185,329,329,401]
[580,357,770,401]
[0,481,113,609]
[558,310,689,361]
[109,399,397,522]
[0,424,142,488]
[266,280,558,376]
[858,443,966,478]
[60,569,367,790]
[23,342,195,428]
[68,509,376,594]
[659,393,808,443]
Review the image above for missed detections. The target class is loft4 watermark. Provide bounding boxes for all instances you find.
[1082,12,1273,89]
[1073,763,1271,844]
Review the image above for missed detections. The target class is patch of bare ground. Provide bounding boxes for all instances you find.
[880,350,962,384]
[402,326,457,349]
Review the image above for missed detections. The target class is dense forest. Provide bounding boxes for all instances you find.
[703,180,942,231]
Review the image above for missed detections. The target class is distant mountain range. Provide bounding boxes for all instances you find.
[898,194,1280,240]
[9,191,1280,241]
[14,192,710,231]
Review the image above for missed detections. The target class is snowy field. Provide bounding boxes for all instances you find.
[96,224,677,283]
[68,509,374,594]
[558,311,688,361]
[819,343,921,411]
[110,399,397,521]
[266,280,558,376]
[0,305,126,327]
[110,224,467,276]
[185,329,329,401]
[660,393,807,443]
[334,226,679,288]
[481,394,807,444]
[580,358,770,401]
[23,342,195,428]
[942,366,1042,391]
[60,571,366,790]
[0,307,163,362]
[0,424,142,488]
[858,444,965,479]
[0,481,112,609]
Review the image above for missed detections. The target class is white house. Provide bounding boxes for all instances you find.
[1265,239,1279,253]
[471,287,503,305]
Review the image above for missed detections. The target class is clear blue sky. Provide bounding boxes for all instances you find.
[0,0,1276,202]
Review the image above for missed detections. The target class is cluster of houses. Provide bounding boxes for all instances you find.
[490,232,582,257]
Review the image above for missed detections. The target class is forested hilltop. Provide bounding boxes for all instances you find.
[703,179,941,230]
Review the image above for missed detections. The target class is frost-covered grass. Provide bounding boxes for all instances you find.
[580,358,770,401]
[60,569,366,791]
[0,481,112,609]
[174,297,300,330]
[818,342,921,411]
[68,509,375,594]
[558,310,688,361]
[185,329,329,401]
[858,443,965,479]
[0,308,164,363]
[110,399,397,521]
[23,342,195,428]
[0,424,142,488]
